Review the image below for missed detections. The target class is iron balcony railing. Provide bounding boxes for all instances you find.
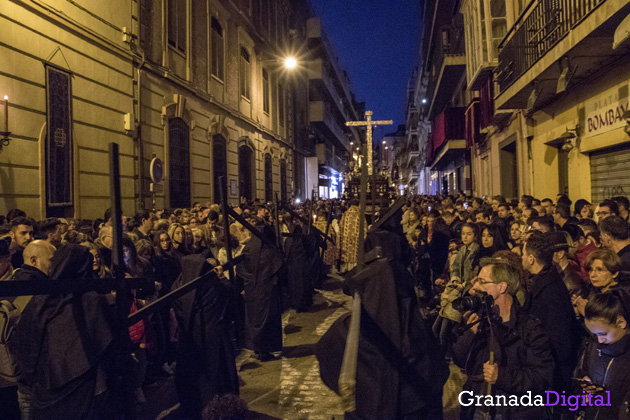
[496,0,607,92]
[425,24,465,107]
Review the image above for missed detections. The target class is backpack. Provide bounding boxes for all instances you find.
[0,295,32,382]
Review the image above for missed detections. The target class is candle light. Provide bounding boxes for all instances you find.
[3,96,7,133]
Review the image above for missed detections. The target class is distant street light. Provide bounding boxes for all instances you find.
[284,57,298,70]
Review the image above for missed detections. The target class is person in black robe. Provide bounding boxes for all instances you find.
[171,254,239,419]
[283,220,313,312]
[236,225,284,360]
[316,209,448,420]
[305,227,325,290]
[14,244,120,420]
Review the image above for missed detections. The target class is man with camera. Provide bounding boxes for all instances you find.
[452,259,555,420]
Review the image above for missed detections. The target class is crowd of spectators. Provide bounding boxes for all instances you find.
[402,192,630,419]
[2,191,630,419]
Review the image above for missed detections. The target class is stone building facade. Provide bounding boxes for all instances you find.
[0,0,358,218]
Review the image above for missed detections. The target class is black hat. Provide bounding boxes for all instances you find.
[547,231,570,252]
[561,223,584,243]
[0,237,10,258]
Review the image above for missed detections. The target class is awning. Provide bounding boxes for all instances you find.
[613,12,630,49]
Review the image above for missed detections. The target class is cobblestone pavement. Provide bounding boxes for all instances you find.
[146,274,351,420]
[239,275,351,419]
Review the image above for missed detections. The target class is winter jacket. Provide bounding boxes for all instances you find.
[524,265,581,393]
[575,334,630,420]
[452,301,555,420]
[439,243,480,323]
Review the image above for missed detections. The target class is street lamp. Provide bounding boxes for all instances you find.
[284,56,297,70]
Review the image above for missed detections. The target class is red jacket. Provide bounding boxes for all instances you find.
[576,241,597,283]
[128,299,145,344]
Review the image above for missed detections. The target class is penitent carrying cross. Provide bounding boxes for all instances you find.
[345,111,393,175]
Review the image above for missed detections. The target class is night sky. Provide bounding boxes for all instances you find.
[309,0,421,141]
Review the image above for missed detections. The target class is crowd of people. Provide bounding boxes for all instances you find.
[0,198,365,420]
[0,191,629,419]
[399,192,630,420]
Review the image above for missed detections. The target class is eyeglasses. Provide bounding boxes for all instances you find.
[472,277,495,286]
[596,211,611,217]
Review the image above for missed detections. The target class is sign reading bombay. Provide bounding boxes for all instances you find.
[584,83,629,138]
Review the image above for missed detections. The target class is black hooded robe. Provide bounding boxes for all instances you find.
[171,255,239,418]
[237,230,284,356]
[316,210,448,420]
[283,224,313,312]
[14,244,118,420]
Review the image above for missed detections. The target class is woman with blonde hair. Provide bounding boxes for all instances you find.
[82,241,111,279]
[168,223,189,258]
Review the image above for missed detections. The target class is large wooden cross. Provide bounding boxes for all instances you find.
[346,110,393,175]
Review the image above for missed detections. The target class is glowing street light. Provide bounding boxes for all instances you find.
[421,98,427,104]
[284,56,297,70]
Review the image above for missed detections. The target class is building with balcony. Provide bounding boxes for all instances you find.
[417,0,473,196]
[465,0,630,202]
[304,17,361,199]
[460,0,527,199]
[395,69,424,193]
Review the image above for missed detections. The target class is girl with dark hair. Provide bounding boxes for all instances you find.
[433,222,481,346]
[575,290,630,419]
[477,223,510,261]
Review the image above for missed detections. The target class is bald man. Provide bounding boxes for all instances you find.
[12,240,56,281]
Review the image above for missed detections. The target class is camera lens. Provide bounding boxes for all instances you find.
[452,295,482,313]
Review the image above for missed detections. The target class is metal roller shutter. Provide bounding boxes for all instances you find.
[590,145,630,204]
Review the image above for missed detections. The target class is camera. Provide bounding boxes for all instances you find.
[452,291,495,315]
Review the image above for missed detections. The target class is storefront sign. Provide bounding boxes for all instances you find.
[585,84,629,137]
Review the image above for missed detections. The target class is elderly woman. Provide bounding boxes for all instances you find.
[572,249,629,316]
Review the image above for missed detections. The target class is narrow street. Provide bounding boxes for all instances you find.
[143,274,351,420]
[239,275,350,419]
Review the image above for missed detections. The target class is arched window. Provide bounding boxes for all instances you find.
[211,17,224,80]
[239,47,251,99]
[169,117,190,208]
[280,159,287,202]
[264,153,273,203]
[212,135,227,203]
[238,145,253,201]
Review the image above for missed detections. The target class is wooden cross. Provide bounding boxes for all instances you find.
[346,111,393,175]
